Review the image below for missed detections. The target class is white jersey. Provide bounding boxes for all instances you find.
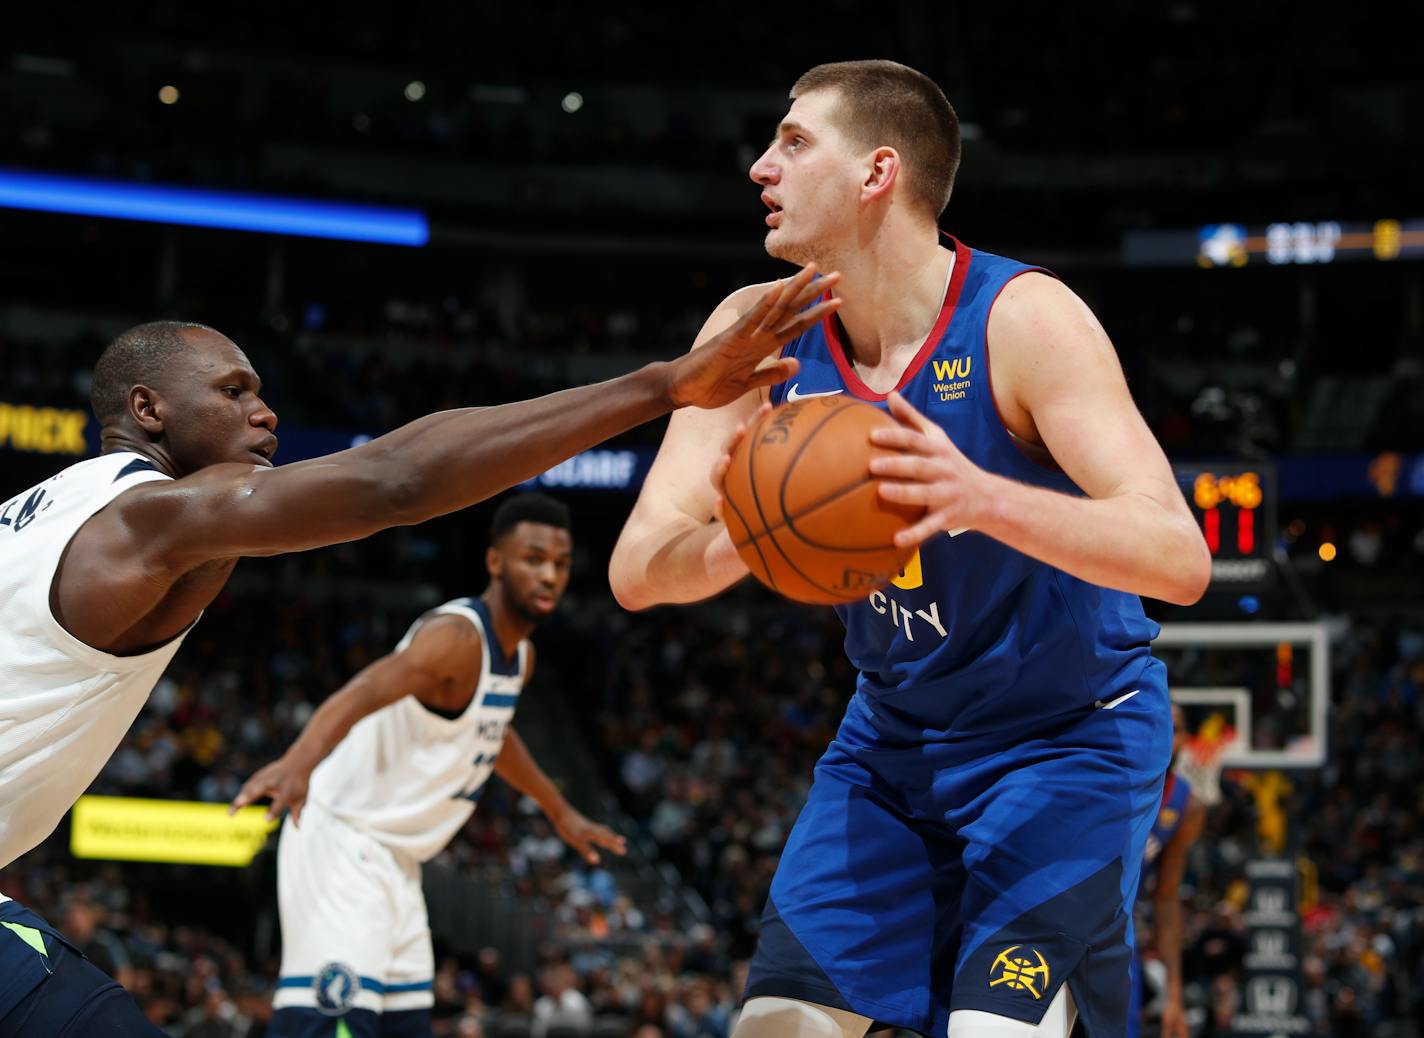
[0,452,190,889]
[306,597,529,863]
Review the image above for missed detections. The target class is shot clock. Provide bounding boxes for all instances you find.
[1174,463,1276,590]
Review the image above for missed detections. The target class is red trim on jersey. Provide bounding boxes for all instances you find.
[981,266,1065,473]
[823,236,973,402]
[1161,771,1177,808]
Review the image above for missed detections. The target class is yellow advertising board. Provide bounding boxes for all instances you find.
[70,795,278,867]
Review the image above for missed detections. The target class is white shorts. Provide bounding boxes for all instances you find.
[274,803,434,1015]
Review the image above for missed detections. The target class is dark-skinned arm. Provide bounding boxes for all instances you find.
[495,727,626,866]
[230,614,480,824]
[1152,801,1207,1038]
[494,646,626,865]
[125,268,835,572]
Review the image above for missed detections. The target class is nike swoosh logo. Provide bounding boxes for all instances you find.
[786,384,844,403]
[1095,689,1141,710]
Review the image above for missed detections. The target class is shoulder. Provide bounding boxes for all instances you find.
[987,271,1100,344]
[692,281,780,348]
[405,611,484,670]
[985,271,1123,407]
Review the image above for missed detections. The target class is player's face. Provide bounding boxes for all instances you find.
[156,330,280,475]
[488,522,573,624]
[749,90,867,264]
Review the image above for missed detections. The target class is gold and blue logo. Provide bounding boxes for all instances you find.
[989,946,1050,999]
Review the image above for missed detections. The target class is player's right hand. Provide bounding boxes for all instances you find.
[230,755,312,826]
[666,265,839,410]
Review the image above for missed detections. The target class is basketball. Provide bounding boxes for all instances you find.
[722,397,925,605]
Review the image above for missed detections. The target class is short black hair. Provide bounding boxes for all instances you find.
[490,492,572,545]
[90,320,220,424]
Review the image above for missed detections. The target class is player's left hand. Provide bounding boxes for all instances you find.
[230,755,312,826]
[1160,995,1189,1038]
[868,391,993,547]
[709,401,773,524]
[550,806,627,866]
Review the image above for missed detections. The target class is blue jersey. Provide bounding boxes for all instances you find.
[769,237,1162,747]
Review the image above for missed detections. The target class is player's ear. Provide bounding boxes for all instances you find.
[129,385,165,435]
[861,146,900,204]
[485,544,502,579]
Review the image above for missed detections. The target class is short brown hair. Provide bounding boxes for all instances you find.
[792,60,960,218]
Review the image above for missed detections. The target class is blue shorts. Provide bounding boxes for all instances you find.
[0,901,163,1037]
[745,677,1171,1038]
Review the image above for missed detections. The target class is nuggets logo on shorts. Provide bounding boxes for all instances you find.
[313,962,359,1015]
[988,946,1050,999]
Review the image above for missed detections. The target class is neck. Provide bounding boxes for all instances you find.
[100,428,181,479]
[481,586,533,658]
[819,219,951,375]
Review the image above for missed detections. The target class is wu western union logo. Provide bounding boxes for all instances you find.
[931,356,972,402]
[0,403,88,456]
[989,946,1050,999]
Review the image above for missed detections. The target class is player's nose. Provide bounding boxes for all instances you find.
[250,397,278,432]
[749,148,778,186]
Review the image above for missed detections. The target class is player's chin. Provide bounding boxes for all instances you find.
[764,236,803,264]
[519,595,558,620]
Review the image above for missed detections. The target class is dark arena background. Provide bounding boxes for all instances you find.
[2,5,1422,1036]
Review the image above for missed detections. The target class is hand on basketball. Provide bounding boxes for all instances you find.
[868,392,992,548]
[230,755,312,826]
[667,265,840,410]
[550,805,627,866]
[709,402,772,524]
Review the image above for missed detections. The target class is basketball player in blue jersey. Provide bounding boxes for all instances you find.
[1129,705,1210,1038]
[231,493,623,1038]
[611,60,1211,1038]
[0,275,835,1037]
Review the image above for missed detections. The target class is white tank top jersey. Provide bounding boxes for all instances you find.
[306,597,529,863]
[0,453,191,896]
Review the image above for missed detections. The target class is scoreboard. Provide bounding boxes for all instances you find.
[1175,463,1276,589]
[1124,218,1424,268]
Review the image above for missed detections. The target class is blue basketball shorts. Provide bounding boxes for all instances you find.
[745,678,1171,1037]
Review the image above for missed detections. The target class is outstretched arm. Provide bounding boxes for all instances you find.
[61,269,835,649]
[132,267,833,570]
[230,614,481,824]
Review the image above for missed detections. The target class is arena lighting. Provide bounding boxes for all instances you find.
[0,170,430,246]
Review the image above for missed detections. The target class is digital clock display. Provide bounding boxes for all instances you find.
[1175,464,1276,589]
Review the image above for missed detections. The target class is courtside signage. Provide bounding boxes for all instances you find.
[70,795,278,867]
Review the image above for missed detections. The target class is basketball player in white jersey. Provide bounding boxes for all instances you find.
[230,492,621,1038]
[0,268,837,1037]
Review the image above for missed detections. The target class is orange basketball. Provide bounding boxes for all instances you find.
[722,397,925,605]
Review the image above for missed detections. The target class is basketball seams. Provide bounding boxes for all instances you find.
[746,406,836,600]
[781,481,902,553]
[776,399,878,528]
[722,471,776,589]
[727,397,922,603]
